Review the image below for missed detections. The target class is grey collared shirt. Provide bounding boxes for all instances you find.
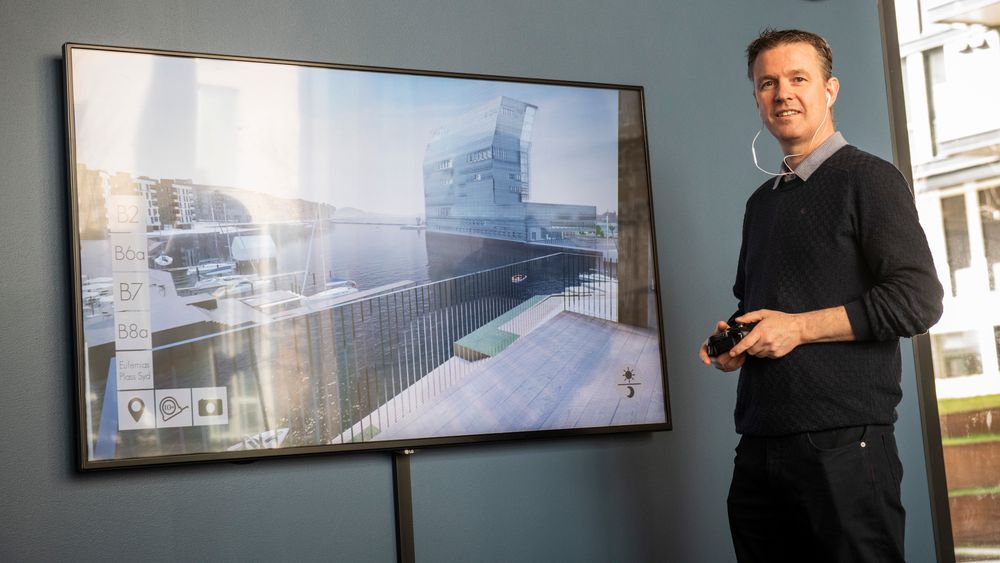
[772,131,848,189]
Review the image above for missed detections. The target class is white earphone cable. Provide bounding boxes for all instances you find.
[751,94,831,178]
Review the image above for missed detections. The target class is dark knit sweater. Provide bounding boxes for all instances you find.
[732,145,943,436]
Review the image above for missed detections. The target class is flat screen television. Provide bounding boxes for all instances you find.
[63,43,670,469]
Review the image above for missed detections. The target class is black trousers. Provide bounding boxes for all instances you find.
[727,425,905,563]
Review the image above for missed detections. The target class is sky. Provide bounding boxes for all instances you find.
[70,48,621,216]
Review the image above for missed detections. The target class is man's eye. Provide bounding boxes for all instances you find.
[759,81,774,90]
[793,77,806,83]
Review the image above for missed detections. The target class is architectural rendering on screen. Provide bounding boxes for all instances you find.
[67,45,667,467]
[422,96,597,242]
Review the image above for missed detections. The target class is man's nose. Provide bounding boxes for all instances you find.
[773,81,792,102]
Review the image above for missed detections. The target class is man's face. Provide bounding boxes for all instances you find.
[751,42,838,152]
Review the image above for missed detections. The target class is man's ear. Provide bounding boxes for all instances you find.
[825,76,840,107]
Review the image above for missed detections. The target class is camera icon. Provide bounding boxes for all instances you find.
[198,398,224,417]
[192,387,228,426]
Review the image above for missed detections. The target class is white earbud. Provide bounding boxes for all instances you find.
[826,92,832,107]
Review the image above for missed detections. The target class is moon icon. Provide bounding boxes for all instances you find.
[626,386,635,398]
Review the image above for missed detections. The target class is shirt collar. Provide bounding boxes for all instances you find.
[771,131,848,190]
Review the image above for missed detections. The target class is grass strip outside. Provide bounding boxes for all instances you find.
[941,433,1000,447]
[948,483,1000,498]
[937,393,1000,416]
[954,547,1000,558]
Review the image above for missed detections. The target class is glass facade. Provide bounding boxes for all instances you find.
[422,96,596,241]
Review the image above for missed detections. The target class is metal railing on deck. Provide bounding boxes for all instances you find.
[95,251,619,457]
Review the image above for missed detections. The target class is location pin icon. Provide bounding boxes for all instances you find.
[128,397,145,422]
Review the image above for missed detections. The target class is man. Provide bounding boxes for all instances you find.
[698,28,944,562]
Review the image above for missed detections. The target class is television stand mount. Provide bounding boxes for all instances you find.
[393,449,416,563]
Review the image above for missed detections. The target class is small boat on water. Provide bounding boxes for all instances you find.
[188,258,237,277]
[511,273,527,283]
[194,274,255,291]
[325,277,357,290]
[154,254,173,267]
[307,277,359,300]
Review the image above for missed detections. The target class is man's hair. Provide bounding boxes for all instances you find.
[746,28,833,82]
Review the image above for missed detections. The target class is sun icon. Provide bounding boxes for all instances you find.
[622,367,636,382]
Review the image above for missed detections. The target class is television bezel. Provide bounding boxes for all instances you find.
[63,42,671,470]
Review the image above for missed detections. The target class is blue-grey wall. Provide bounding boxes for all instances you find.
[0,1,937,561]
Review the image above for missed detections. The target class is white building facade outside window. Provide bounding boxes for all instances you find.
[894,0,1000,557]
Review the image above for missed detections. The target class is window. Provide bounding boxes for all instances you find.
[467,149,491,163]
[942,194,972,297]
[932,330,984,378]
[995,326,1000,367]
[923,46,945,155]
[493,148,516,162]
[980,187,1000,291]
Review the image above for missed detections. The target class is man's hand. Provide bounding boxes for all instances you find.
[729,309,804,359]
[728,306,855,359]
[700,320,747,372]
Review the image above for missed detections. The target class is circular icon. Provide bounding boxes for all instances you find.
[158,396,188,421]
[160,397,178,415]
[622,367,636,382]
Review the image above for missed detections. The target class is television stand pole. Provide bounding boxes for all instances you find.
[393,449,416,563]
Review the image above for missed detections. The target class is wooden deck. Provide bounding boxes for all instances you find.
[365,309,665,442]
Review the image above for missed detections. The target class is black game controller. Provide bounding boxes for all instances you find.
[706,322,758,357]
